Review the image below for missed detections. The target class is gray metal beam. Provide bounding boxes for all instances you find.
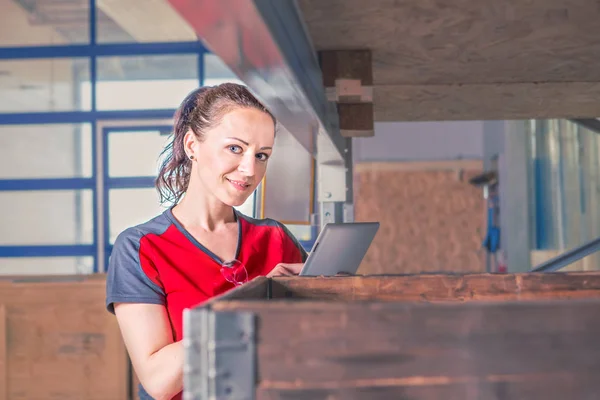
[169,0,345,165]
[531,236,600,272]
[570,118,600,134]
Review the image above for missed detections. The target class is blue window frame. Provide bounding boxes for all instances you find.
[102,125,172,271]
[0,0,315,273]
[0,0,205,273]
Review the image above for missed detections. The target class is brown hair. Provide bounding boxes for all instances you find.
[156,83,276,205]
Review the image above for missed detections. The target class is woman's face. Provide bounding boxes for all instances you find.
[186,107,275,207]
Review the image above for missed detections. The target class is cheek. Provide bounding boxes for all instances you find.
[199,152,236,176]
[254,161,268,179]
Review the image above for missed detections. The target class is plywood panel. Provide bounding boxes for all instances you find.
[353,161,486,274]
[0,276,129,400]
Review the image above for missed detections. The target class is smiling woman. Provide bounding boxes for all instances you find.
[105,83,308,400]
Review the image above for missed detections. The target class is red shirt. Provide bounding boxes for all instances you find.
[105,207,307,400]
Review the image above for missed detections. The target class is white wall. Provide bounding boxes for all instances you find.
[353,121,484,162]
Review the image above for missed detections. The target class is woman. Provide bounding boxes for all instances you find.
[105,83,307,400]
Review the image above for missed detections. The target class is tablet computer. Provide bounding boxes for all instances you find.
[299,222,380,277]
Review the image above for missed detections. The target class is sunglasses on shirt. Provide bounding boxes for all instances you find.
[220,259,249,286]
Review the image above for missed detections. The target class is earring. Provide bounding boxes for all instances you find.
[189,154,194,160]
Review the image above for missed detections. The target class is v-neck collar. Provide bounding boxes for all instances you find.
[165,206,243,265]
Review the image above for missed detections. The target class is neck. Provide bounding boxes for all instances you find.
[172,181,236,232]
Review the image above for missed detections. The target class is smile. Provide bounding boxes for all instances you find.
[226,178,251,191]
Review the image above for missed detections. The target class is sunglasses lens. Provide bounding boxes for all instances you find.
[233,267,248,283]
[221,260,248,286]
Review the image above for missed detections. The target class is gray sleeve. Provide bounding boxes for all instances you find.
[105,228,166,314]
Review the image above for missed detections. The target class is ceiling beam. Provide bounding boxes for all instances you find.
[168,0,345,164]
[374,82,600,121]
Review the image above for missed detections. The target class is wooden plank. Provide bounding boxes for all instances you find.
[204,276,270,305]
[374,82,600,121]
[213,299,600,399]
[0,306,6,400]
[257,373,599,400]
[338,103,374,137]
[319,50,373,88]
[0,278,128,400]
[270,272,600,302]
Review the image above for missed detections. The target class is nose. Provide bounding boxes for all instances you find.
[238,153,255,177]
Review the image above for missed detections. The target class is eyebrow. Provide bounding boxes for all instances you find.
[227,137,272,151]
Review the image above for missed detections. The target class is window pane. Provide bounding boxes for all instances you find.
[263,129,313,224]
[203,53,244,86]
[109,188,168,244]
[0,257,94,275]
[234,191,257,218]
[96,55,198,110]
[96,0,196,44]
[0,58,90,112]
[108,130,170,177]
[1,0,89,46]
[0,124,92,179]
[285,225,313,242]
[0,190,93,245]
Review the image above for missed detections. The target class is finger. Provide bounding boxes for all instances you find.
[278,263,304,274]
[266,265,293,277]
[278,266,296,276]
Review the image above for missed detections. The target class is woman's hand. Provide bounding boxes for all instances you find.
[267,262,304,277]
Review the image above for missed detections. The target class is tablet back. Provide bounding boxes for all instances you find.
[299,222,380,276]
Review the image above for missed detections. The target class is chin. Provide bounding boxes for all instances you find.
[222,191,253,208]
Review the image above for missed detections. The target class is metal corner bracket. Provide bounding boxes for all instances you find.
[183,308,256,400]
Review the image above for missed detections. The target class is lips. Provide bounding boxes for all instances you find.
[226,178,251,191]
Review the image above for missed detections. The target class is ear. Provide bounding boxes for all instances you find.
[183,130,198,159]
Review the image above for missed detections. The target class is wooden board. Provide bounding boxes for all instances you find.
[0,276,129,400]
[270,272,600,302]
[354,163,486,274]
[210,298,600,399]
[0,306,6,400]
[374,82,600,121]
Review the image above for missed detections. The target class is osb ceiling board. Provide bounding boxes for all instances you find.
[298,0,600,121]
[298,0,600,85]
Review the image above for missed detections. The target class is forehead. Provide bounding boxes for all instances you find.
[210,107,275,144]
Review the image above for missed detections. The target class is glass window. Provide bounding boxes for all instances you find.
[263,130,314,224]
[234,191,257,218]
[108,188,169,244]
[96,0,197,44]
[0,58,90,112]
[0,124,92,179]
[285,225,313,242]
[203,53,244,86]
[0,257,94,275]
[0,190,93,245]
[0,0,89,46]
[108,129,170,177]
[94,55,198,110]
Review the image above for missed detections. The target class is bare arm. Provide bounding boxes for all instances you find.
[114,303,183,400]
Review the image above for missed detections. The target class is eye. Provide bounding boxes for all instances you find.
[228,145,243,154]
[256,153,269,162]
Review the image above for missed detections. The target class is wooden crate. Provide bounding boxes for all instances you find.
[183,272,600,400]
